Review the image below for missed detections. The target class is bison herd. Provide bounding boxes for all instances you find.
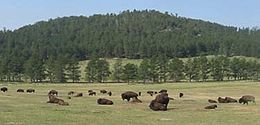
[0,86,256,111]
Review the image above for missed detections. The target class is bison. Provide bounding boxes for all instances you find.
[74,93,83,97]
[48,90,58,96]
[218,97,227,103]
[17,89,24,93]
[205,104,217,109]
[149,100,167,111]
[27,89,35,93]
[154,92,174,108]
[47,94,69,106]
[88,90,93,93]
[1,87,8,92]
[208,99,218,103]
[108,91,112,96]
[239,95,255,105]
[100,90,107,94]
[121,91,138,101]
[179,93,184,98]
[225,97,237,103]
[89,91,96,96]
[68,91,75,95]
[147,91,154,96]
[97,98,113,105]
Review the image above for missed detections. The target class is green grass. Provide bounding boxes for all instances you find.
[1,81,260,125]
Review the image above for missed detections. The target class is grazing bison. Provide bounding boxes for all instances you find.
[208,99,218,103]
[179,93,184,98]
[147,91,154,96]
[89,91,96,96]
[131,97,142,103]
[48,90,58,96]
[239,95,255,105]
[27,89,35,93]
[108,91,112,96]
[149,100,167,111]
[17,89,24,93]
[100,90,107,94]
[138,92,142,96]
[154,91,158,94]
[74,93,83,97]
[97,98,113,105]
[68,91,75,95]
[205,104,217,109]
[1,87,8,92]
[47,94,69,106]
[218,97,227,103]
[225,97,237,103]
[121,91,138,101]
[159,89,167,93]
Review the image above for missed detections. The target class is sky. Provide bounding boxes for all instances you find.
[0,0,259,30]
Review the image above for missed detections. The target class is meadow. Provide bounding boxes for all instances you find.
[0,81,260,125]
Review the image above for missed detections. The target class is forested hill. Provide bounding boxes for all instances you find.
[0,10,260,61]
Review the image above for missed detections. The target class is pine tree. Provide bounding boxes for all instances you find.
[122,63,138,84]
[168,58,184,82]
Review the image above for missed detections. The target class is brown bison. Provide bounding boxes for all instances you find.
[147,91,154,96]
[74,93,83,97]
[1,87,8,92]
[100,90,107,94]
[218,97,227,103]
[239,95,255,105]
[208,99,217,103]
[89,91,96,96]
[179,93,184,98]
[47,95,69,106]
[88,90,93,93]
[27,89,35,93]
[149,100,167,111]
[121,91,139,101]
[154,92,174,108]
[48,90,58,96]
[205,104,217,109]
[225,97,237,103]
[68,91,75,95]
[97,98,113,105]
[17,89,24,93]
[108,91,112,96]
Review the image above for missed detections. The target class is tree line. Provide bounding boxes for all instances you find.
[1,55,259,83]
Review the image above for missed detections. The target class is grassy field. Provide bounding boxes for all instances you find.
[0,81,260,125]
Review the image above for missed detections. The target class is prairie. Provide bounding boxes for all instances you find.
[0,81,259,125]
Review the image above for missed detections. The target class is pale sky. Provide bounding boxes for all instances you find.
[0,0,259,30]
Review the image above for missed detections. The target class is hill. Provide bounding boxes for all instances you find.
[0,10,260,61]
